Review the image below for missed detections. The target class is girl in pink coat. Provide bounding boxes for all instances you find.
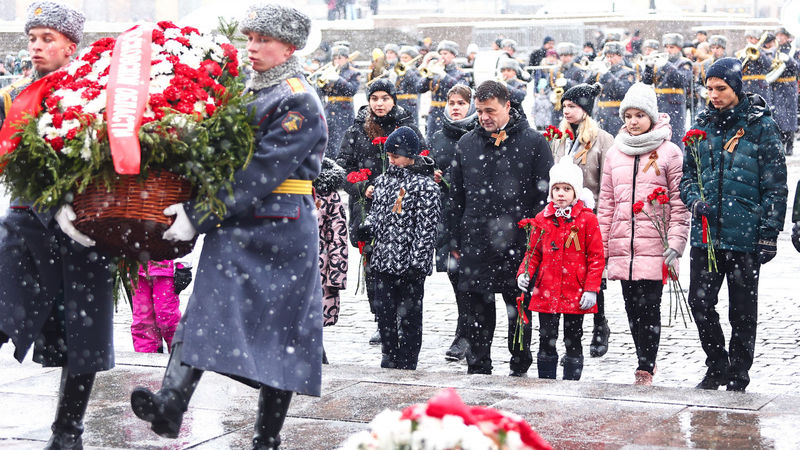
[597,83,690,385]
[131,260,184,353]
[517,157,605,381]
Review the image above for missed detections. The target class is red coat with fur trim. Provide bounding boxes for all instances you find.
[517,200,604,315]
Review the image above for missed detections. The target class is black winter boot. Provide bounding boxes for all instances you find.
[130,342,203,438]
[589,319,610,357]
[44,368,96,450]
[252,385,293,449]
[445,336,469,361]
[537,354,559,379]
[562,356,584,381]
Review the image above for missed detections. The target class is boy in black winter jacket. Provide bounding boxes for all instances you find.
[363,126,441,370]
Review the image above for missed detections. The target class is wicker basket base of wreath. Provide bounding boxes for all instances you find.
[72,171,195,261]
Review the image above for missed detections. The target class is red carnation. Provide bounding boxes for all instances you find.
[152,29,166,45]
[565,128,575,140]
[81,88,101,101]
[226,63,239,78]
[347,171,366,184]
[656,194,669,205]
[200,60,223,78]
[51,113,64,128]
[632,201,644,214]
[205,103,217,116]
[517,218,536,228]
[359,168,372,177]
[45,95,62,111]
[175,36,191,47]
[65,128,78,140]
[419,149,430,156]
[157,21,179,29]
[220,43,237,61]
[47,136,64,152]
[74,64,92,78]
[181,26,200,35]
[372,136,388,145]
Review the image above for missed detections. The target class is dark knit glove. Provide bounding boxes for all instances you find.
[174,267,193,294]
[692,201,716,218]
[757,240,777,265]
[792,222,800,253]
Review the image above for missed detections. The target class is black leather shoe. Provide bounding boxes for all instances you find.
[696,375,727,390]
[589,320,610,357]
[445,337,469,361]
[726,380,747,392]
[369,329,381,346]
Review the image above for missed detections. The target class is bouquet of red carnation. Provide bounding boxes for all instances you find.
[513,218,545,348]
[341,388,551,450]
[682,129,717,272]
[632,187,692,327]
[542,125,562,142]
[347,167,373,293]
[0,21,252,261]
[372,136,388,171]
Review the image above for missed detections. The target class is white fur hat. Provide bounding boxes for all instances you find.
[548,156,595,209]
[619,82,659,125]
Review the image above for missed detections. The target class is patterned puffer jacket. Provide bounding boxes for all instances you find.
[365,157,441,276]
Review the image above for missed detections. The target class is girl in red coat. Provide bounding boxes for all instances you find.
[517,157,605,380]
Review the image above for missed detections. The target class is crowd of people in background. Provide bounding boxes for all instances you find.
[0,2,799,447]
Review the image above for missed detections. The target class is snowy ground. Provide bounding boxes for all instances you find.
[105,150,800,394]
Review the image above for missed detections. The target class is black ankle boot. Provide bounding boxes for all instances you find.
[589,319,610,357]
[537,354,559,379]
[45,368,96,450]
[130,342,203,438]
[562,356,584,381]
[445,336,469,361]
[252,385,293,449]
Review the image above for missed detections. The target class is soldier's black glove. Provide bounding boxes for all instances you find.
[174,267,193,294]
[357,222,373,241]
[757,240,777,265]
[792,222,800,253]
[691,201,716,218]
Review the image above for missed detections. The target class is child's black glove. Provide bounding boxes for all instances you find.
[174,267,193,294]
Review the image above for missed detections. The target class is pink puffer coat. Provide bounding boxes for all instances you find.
[597,114,690,281]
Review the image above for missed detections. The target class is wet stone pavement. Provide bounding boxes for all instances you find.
[1,157,800,448]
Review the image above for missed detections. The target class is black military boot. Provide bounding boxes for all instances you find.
[562,356,584,381]
[445,336,469,361]
[252,385,293,449]
[130,342,203,438]
[45,368,96,450]
[589,319,610,357]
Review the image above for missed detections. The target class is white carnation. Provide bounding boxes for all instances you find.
[83,92,107,115]
[163,39,185,56]
[163,28,181,39]
[37,113,53,136]
[45,127,61,140]
[66,61,88,76]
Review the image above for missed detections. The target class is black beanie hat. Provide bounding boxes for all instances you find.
[384,126,420,158]
[561,83,602,114]
[367,78,397,103]
[705,57,743,97]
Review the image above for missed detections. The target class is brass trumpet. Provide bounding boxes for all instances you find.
[419,56,445,78]
[308,51,361,88]
[394,54,423,77]
[736,32,769,67]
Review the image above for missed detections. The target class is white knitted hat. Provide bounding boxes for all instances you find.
[619,82,659,125]
[548,157,584,205]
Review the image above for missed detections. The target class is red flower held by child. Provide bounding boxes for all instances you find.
[632,201,645,214]
[371,136,388,145]
[346,168,372,184]
[419,149,430,156]
[543,125,563,142]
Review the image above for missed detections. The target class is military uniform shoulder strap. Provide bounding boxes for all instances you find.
[1,77,32,117]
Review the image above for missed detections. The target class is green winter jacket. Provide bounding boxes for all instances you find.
[680,93,788,253]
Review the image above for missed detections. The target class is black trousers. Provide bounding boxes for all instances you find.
[621,280,663,374]
[537,313,584,358]
[593,289,606,326]
[372,272,425,370]
[462,289,532,374]
[688,247,760,386]
[447,271,469,341]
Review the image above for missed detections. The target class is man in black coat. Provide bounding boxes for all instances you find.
[449,81,553,376]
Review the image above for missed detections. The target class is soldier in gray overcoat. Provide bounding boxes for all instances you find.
[590,42,636,136]
[766,37,798,155]
[129,5,326,449]
[0,4,115,449]
[642,33,693,150]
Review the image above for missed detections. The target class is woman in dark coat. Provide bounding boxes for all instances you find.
[335,78,425,344]
[429,84,476,361]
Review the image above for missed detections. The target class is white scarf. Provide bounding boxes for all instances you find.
[614,126,671,156]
